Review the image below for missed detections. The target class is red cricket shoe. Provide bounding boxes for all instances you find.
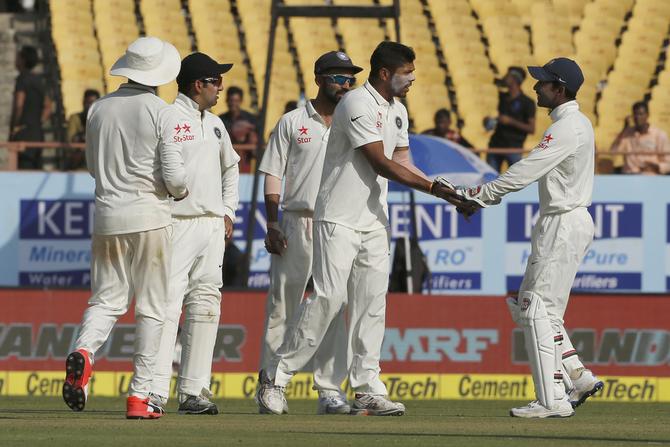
[126,396,165,420]
[62,349,93,411]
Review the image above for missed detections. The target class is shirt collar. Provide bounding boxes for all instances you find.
[363,80,392,106]
[119,83,157,94]
[550,100,579,122]
[175,93,203,118]
[305,100,326,125]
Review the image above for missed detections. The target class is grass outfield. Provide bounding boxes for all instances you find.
[1,397,669,447]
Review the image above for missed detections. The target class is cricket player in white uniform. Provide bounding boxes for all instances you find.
[458,58,603,418]
[256,51,362,415]
[149,53,240,415]
[62,37,188,419]
[257,42,470,416]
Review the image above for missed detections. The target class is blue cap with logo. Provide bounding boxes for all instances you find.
[527,57,584,93]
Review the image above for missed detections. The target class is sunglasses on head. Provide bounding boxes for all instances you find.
[199,75,223,87]
[323,74,356,86]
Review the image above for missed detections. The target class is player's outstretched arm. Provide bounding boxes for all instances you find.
[360,141,469,210]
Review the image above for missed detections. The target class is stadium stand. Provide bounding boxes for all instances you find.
[40,0,670,162]
[92,0,140,95]
[188,0,249,116]
[138,0,192,102]
[48,0,104,118]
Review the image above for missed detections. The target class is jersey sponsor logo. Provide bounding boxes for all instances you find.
[296,126,311,144]
[173,122,194,142]
[214,127,222,139]
[376,111,382,128]
[536,133,553,150]
[395,116,402,129]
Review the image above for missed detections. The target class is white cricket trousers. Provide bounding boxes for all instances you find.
[519,207,594,398]
[75,226,172,397]
[152,216,225,400]
[260,211,348,394]
[272,222,390,395]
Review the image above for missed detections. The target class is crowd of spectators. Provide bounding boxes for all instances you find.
[5,55,670,176]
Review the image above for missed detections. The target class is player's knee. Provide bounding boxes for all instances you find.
[185,298,221,322]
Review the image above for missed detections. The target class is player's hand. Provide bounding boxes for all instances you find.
[224,216,233,240]
[265,227,287,255]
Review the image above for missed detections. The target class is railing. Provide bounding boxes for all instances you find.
[0,140,663,172]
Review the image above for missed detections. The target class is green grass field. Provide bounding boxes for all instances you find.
[1,397,669,447]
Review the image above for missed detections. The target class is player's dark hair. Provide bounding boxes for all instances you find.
[226,85,244,99]
[632,101,648,114]
[19,46,39,70]
[507,66,526,84]
[434,108,451,122]
[369,41,415,80]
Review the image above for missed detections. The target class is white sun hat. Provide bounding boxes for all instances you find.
[110,36,181,87]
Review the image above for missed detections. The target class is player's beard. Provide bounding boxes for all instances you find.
[324,85,345,104]
[391,73,414,97]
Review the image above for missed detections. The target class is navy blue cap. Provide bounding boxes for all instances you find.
[314,51,363,75]
[528,57,584,93]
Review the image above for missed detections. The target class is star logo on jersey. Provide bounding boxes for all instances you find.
[298,126,308,135]
[174,124,182,134]
[536,133,553,150]
[182,123,192,133]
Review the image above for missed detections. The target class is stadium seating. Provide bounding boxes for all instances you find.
[596,0,669,155]
[139,0,192,103]
[188,0,250,115]
[92,0,140,95]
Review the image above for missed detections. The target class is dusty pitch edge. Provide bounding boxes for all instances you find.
[1,371,668,403]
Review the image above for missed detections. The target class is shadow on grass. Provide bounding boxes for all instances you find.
[285,430,670,444]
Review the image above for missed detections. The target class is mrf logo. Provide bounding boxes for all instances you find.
[507,202,642,242]
[381,328,498,362]
[520,297,531,311]
[173,122,195,142]
[296,126,311,144]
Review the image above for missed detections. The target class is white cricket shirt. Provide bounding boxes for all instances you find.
[478,101,594,215]
[314,81,409,231]
[85,83,188,235]
[169,93,240,220]
[258,100,328,212]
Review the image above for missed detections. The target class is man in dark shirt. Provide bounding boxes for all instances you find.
[422,108,472,148]
[10,46,52,169]
[486,66,535,172]
[218,86,257,145]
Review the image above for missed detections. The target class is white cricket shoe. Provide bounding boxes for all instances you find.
[510,398,575,418]
[568,368,604,408]
[255,370,288,415]
[148,393,167,413]
[317,392,351,415]
[351,393,405,416]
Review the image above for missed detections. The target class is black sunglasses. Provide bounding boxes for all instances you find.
[199,76,222,87]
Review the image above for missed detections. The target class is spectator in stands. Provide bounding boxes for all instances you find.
[422,108,472,148]
[64,89,100,170]
[10,45,52,169]
[611,101,670,175]
[219,86,257,145]
[485,66,535,172]
[67,89,100,143]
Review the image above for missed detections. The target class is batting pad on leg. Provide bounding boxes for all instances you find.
[519,291,563,408]
[506,296,522,325]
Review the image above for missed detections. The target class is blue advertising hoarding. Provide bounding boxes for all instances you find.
[0,172,668,294]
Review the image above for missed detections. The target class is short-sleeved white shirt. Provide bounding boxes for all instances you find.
[169,93,240,219]
[314,81,409,231]
[258,100,329,212]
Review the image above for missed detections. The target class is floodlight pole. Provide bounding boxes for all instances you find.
[242,0,402,286]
